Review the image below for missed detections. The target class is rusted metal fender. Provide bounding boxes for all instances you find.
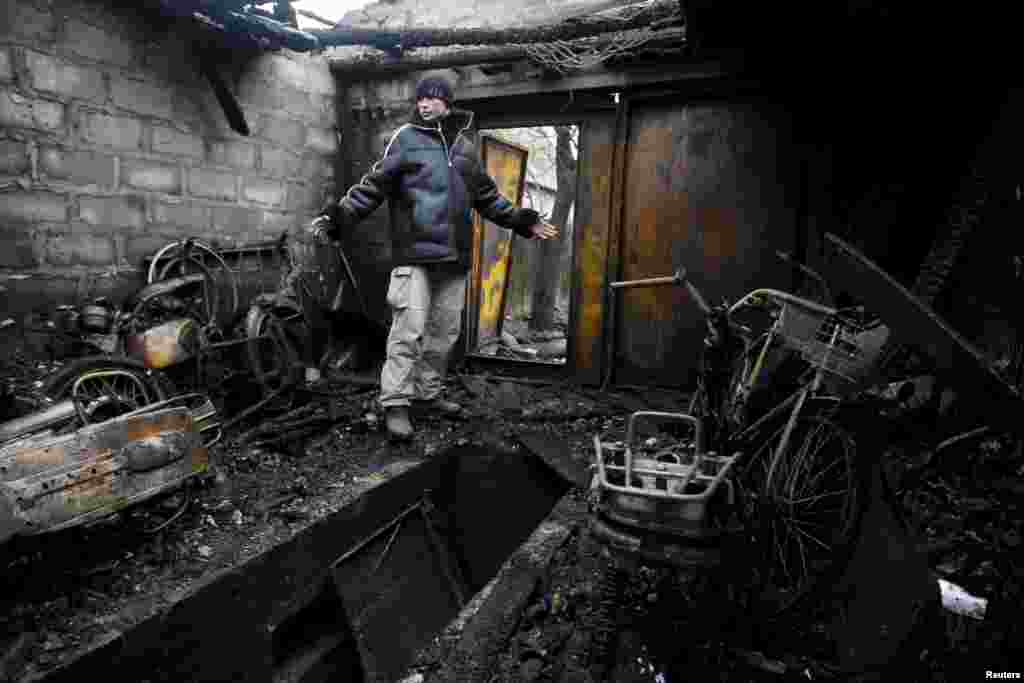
[0,405,208,543]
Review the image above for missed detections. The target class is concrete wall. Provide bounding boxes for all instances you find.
[0,0,337,347]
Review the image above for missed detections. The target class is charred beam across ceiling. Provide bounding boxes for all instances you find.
[311,0,681,50]
[328,27,686,76]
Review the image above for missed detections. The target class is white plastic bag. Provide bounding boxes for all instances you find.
[938,579,987,620]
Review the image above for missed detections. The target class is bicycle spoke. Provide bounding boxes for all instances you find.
[796,451,846,500]
[784,488,849,507]
[784,422,828,497]
[772,526,790,586]
[751,414,862,615]
[793,526,811,584]
[788,521,832,552]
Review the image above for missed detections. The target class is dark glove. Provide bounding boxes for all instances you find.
[518,208,541,229]
[511,208,542,237]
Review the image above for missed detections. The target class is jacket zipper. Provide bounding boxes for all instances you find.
[437,121,452,167]
[437,121,458,254]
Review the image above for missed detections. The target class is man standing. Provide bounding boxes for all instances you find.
[313,75,558,440]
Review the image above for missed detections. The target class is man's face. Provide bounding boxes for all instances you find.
[417,97,449,122]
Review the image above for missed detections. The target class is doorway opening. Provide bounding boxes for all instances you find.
[466,124,579,365]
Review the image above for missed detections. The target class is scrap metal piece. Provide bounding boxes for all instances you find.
[0,399,77,446]
[0,404,208,543]
[825,232,1024,436]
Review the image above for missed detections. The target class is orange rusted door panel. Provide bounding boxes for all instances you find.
[470,136,528,348]
[615,100,800,387]
[572,114,618,384]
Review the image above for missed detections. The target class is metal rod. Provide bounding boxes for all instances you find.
[332,501,423,567]
[608,273,679,289]
[602,268,689,391]
[420,503,467,608]
[934,425,992,455]
[371,515,405,576]
[336,243,368,318]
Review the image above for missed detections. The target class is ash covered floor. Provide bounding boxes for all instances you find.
[0,357,681,681]
[1,358,1021,682]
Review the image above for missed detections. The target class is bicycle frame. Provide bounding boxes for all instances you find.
[592,266,857,538]
[724,289,845,480]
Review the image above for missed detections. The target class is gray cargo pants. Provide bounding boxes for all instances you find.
[379,263,467,407]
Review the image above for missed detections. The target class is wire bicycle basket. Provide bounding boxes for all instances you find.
[774,303,873,383]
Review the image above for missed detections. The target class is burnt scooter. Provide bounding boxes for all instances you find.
[0,252,305,544]
[40,250,301,430]
[0,271,238,544]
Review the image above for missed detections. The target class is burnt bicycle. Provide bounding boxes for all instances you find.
[589,252,888,618]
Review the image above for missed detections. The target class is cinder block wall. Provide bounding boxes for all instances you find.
[0,0,337,348]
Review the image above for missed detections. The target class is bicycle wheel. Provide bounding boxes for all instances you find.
[743,415,866,616]
[147,240,239,323]
[43,357,175,425]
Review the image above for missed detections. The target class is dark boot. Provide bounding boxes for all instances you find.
[414,397,463,416]
[385,406,413,441]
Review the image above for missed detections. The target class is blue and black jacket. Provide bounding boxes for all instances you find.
[328,107,539,267]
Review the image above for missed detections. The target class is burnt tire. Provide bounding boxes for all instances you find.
[244,305,304,397]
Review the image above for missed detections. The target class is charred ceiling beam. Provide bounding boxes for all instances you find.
[328,26,686,76]
[312,0,681,51]
[198,49,250,135]
[146,1,320,135]
[150,0,318,51]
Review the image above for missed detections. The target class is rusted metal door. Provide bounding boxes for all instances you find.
[613,98,800,387]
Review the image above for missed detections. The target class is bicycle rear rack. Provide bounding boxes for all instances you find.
[590,411,740,567]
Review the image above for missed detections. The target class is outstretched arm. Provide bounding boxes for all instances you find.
[473,170,559,240]
[315,128,407,239]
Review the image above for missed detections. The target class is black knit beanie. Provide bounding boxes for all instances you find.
[415,76,454,105]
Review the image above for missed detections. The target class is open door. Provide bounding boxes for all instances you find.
[466,135,528,355]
